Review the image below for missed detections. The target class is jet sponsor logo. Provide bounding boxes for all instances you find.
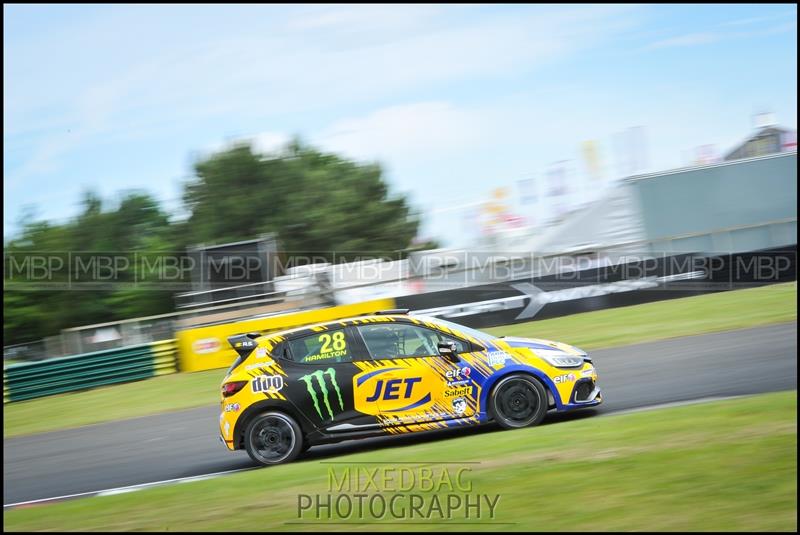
[366,377,422,402]
[353,368,432,415]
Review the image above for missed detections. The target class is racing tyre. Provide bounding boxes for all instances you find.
[489,374,549,429]
[244,412,303,466]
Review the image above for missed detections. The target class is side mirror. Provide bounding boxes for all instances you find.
[437,341,459,362]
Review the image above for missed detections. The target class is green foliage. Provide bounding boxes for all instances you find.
[4,141,424,345]
[182,141,420,259]
[4,191,178,345]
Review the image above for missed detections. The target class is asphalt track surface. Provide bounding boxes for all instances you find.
[4,322,797,505]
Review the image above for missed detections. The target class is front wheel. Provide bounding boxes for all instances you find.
[244,412,303,466]
[489,374,549,429]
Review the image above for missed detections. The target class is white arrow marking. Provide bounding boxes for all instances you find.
[510,282,546,320]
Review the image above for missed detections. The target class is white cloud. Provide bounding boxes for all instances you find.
[315,102,486,163]
[251,132,292,155]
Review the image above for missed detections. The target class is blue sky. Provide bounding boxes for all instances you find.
[4,4,797,246]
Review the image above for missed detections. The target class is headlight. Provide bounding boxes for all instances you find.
[535,348,586,368]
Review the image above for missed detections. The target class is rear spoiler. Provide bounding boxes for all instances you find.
[227,332,261,359]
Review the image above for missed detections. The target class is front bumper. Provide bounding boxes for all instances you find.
[558,377,602,410]
[572,378,602,404]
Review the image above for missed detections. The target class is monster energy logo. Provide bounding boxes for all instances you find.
[299,368,344,420]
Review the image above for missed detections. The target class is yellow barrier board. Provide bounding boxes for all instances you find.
[177,298,396,372]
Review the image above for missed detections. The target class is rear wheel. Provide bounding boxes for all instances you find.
[489,374,549,429]
[244,412,303,466]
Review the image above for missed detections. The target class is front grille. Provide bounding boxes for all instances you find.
[573,379,595,403]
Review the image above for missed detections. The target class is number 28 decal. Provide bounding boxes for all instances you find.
[319,331,346,353]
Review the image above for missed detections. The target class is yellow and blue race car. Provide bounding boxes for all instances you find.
[219,310,602,465]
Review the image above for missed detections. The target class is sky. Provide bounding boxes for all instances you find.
[4,4,798,247]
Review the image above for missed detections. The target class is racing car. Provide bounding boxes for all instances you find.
[219,310,602,466]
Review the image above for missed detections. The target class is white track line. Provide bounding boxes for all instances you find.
[0,393,768,510]
[3,467,254,509]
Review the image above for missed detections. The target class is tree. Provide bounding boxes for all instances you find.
[3,191,178,345]
[182,141,421,262]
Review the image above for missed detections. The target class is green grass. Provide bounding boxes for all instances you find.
[4,391,796,532]
[485,282,797,349]
[4,282,796,439]
[3,369,225,438]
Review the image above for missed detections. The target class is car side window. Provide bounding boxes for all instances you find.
[358,323,469,360]
[286,328,354,364]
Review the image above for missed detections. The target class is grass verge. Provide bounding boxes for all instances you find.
[485,282,797,348]
[3,368,224,438]
[4,282,796,439]
[4,391,796,532]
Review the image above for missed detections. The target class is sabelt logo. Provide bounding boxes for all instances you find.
[444,386,471,399]
[193,338,221,355]
[299,368,344,420]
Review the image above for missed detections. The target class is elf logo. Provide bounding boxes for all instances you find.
[445,367,472,386]
[553,373,576,384]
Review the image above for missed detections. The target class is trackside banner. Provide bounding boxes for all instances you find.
[177,298,395,372]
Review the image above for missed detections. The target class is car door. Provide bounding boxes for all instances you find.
[280,326,375,431]
[352,321,477,426]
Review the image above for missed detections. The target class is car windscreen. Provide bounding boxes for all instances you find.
[415,316,496,343]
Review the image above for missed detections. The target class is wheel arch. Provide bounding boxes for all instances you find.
[233,400,313,450]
